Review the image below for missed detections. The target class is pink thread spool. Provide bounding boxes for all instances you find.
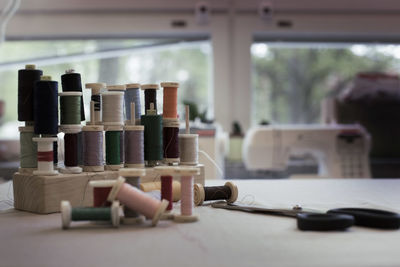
[174,166,200,223]
[108,175,168,226]
[89,180,116,207]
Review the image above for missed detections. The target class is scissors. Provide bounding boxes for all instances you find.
[211,201,400,231]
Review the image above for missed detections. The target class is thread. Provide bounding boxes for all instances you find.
[18,64,43,122]
[105,130,121,165]
[102,92,124,125]
[33,136,58,175]
[59,92,81,125]
[193,182,238,206]
[89,180,116,207]
[163,119,180,164]
[141,114,163,164]
[180,176,194,216]
[179,134,198,165]
[82,126,104,171]
[140,181,181,202]
[77,131,83,166]
[61,70,85,121]
[53,140,58,165]
[33,76,58,135]
[108,177,168,226]
[124,176,141,219]
[119,130,124,164]
[141,84,159,115]
[86,83,105,124]
[124,125,144,167]
[64,133,78,167]
[61,200,119,229]
[161,82,179,118]
[125,84,141,122]
[161,175,173,210]
[19,126,37,168]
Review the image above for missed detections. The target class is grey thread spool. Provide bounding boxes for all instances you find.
[125,83,141,125]
[85,83,106,124]
[119,168,146,224]
[82,125,104,172]
[124,125,145,168]
[19,126,37,172]
[179,134,199,165]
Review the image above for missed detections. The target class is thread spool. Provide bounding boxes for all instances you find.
[154,166,179,211]
[61,70,85,121]
[174,167,200,223]
[89,180,116,207]
[140,181,181,202]
[179,134,199,165]
[163,118,180,165]
[141,103,163,166]
[119,168,146,224]
[59,92,82,125]
[141,84,159,115]
[108,176,168,226]
[34,75,59,135]
[61,200,119,229]
[105,126,123,170]
[161,82,179,119]
[194,182,238,206]
[82,125,104,172]
[32,137,58,176]
[18,64,43,122]
[124,125,144,168]
[125,83,141,124]
[60,125,82,174]
[85,83,106,124]
[19,126,37,172]
[102,91,124,126]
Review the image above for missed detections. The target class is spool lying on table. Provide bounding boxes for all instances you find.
[19,126,37,173]
[105,125,123,170]
[33,137,58,176]
[163,118,180,165]
[89,180,116,207]
[61,200,120,229]
[174,166,200,223]
[85,83,106,125]
[194,182,238,206]
[82,125,104,172]
[124,125,144,168]
[108,176,168,226]
[60,125,82,174]
[119,168,146,224]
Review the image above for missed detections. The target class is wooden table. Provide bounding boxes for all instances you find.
[1,179,399,267]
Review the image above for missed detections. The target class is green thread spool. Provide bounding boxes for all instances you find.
[61,200,120,229]
[141,114,163,164]
[19,126,37,168]
[59,92,82,125]
[106,130,121,165]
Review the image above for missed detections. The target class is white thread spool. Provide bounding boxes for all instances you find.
[107,84,126,121]
[174,166,200,223]
[179,134,199,165]
[33,137,59,176]
[85,83,106,125]
[102,91,125,126]
[59,125,83,174]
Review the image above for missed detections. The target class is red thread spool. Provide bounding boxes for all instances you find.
[89,180,116,207]
[161,82,179,118]
[161,175,173,210]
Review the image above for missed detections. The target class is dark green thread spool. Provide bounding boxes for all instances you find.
[106,130,121,165]
[59,92,82,125]
[141,114,163,164]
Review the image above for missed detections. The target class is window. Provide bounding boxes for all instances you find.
[0,39,211,137]
[251,42,400,125]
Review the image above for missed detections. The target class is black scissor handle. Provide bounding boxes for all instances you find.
[327,208,400,229]
[297,213,354,231]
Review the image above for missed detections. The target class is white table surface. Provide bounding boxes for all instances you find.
[1,178,400,267]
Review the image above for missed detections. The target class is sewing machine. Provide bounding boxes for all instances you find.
[243,124,371,178]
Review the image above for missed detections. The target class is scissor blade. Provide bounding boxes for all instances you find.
[211,202,299,217]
